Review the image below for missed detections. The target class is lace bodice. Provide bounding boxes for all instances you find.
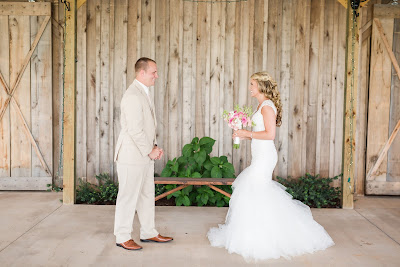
[251,100,277,132]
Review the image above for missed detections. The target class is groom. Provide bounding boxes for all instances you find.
[114,57,173,250]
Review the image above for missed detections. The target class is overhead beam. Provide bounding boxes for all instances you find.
[337,0,370,9]
[63,0,77,205]
[342,1,361,209]
[0,2,51,16]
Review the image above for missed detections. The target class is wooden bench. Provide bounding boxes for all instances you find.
[154,177,235,201]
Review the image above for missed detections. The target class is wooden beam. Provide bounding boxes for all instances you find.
[367,119,400,180]
[374,18,400,81]
[155,185,189,201]
[0,177,52,190]
[77,0,86,10]
[374,4,400,19]
[342,1,360,209]
[63,0,77,205]
[337,0,370,9]
[154,177,235,185]
[0,2,51,16]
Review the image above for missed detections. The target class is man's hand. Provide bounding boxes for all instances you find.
[148,146,163,160]
[148,147,161,160]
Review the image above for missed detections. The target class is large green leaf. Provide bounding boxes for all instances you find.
[202,170,211,178]
[222,162,235,173]
[192,172,202,178]
[191,137,199,144]
[182,185,193,195]
[171,162,179,173]
[201,194,209,205]
[176,196,184,206]
[220,156,228,163]
[203,160,213,171]
[211,166,223,178]
[193,143,200,152]
[210,157,221,165]
[194,150,206,165]
[199,136,215,146]
[183,196,191,206]
[182,144,193,157]
[160,168,172,177]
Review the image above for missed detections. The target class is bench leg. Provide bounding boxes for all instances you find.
[207,185,231,198]
[155,185,189,201]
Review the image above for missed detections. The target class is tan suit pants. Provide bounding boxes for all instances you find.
[114,162,159,243]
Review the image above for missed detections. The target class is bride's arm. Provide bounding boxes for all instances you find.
[234,106,276,140]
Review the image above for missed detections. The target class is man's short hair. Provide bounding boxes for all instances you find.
[135,57,156,73]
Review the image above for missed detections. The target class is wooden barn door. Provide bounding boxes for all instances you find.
[366,5,400,195]
[0,2,52,190]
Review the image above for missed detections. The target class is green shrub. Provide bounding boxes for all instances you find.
[160,136,235,207]
[276,173,342,208]
[76,173,118,204]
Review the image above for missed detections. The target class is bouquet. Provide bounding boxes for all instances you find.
[222,105,255,149]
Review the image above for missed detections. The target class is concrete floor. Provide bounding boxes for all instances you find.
[0,192,399,267]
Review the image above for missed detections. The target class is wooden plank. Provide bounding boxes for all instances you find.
[262,0,269,71]
[51,0,63,187]
[374,4,400,19]
[0,16,50,122]
[279,0,292,178]
[86,0,97,184]
[63,0,77,204]
[168,0,183,160]
[100,0,111,174]
[222,2,236,167]
[30,15,53,177]
[366,18,393,186]
[126,0,139,86]
[367,119,400,180]
[195,3,208,138]
[366,181,400,195]
[182,0,195,147]
[210,2,223,157]
[246,0,254,167]
[77,0,87,10]
[141,0,155,59]
[9,15,31,177]
[329,1,339,178]
[0,2,51,16]
[301,1,311,176]
[154,0,169,173]
[155,185,189,201]
[112,0,128,178]
[320,0,334,177]
[355,6,370,195]
[11,98,51,176]
[0,16,10,177]
[334,3,346,186]
[109,0,115,180]
[95,1,101,179]
[374,18,400,81]
[388,18,400,182]
[306,0,324,175]
[208,185,231,198]
[155,177,235,185]
[342,1,360,209]
[76,1,87,181]
[0,176,52,191]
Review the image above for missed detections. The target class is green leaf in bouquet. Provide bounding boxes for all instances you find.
[182,144,193,157]
[211,166,223,178]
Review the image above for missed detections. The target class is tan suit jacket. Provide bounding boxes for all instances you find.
[114,80,157,165]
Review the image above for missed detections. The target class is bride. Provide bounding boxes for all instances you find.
[207,72,334,261]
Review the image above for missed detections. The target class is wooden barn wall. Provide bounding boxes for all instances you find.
[51,0,350,187]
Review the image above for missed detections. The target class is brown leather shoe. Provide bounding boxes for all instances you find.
[140,234,173,243]
[116,239,143,250]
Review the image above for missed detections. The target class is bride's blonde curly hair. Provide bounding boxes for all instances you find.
[250,72,282,127]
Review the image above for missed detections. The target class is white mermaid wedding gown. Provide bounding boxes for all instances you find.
[207,100,334,261]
